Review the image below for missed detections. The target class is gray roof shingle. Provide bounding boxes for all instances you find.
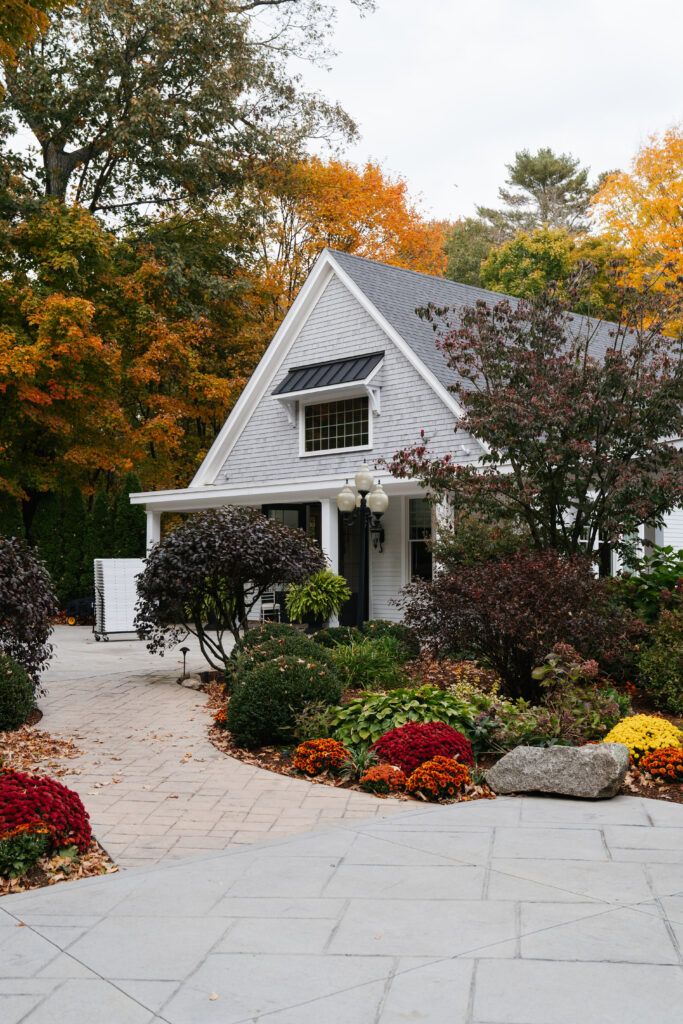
[328,249,623,390]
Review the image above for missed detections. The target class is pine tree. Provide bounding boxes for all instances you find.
[0,495,25,539]
[29,492,64,603]
[112,473,146,558]
[61,488,87,600]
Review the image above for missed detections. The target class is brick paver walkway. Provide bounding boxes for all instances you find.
[39,631,407,867]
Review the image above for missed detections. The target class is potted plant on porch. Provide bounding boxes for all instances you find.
[285,570,351,633]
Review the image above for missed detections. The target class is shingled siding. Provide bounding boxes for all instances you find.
[662,506,683,551]
[218,274,481,486]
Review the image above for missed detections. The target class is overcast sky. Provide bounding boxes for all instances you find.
[298,0,683,222]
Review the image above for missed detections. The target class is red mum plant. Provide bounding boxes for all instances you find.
[640,747,683,783]
[0,770,91,852]
[371,721,474,776]
[359,764,407,795]
[293,738,350,776]
[406,755,472,802]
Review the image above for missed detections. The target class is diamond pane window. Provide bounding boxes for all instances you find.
[304,397,369,453]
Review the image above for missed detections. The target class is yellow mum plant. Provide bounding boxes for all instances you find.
[602,715,683,763]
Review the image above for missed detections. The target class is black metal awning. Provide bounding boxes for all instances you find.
[272,351,384,396]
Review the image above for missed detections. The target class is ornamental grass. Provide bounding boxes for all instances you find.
[293,738,350,776]
[602,714,683,763]
[359,764,407,795]
[639,747,683,783]
[405,755,471,802]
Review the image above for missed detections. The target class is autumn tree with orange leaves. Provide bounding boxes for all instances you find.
[256,157,447,315]
[592,126,683,296]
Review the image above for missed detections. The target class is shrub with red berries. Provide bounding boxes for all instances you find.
[371,720,474,776]
[0,770,91,853]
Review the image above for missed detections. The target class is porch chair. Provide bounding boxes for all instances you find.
[260,591,281,623]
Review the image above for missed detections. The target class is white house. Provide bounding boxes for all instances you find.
[130,249,683,624]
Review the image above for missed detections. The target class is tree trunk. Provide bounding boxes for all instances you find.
[43,141,92,201]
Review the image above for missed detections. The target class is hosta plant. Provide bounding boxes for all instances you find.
[293,738,350,776]
[371,721,474,775]
[359,764,407,795]
[329,685,474,749]
[602,715,682,763]
[405,756,471,802]
[639,747,683,783]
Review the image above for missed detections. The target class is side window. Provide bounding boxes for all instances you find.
[409,498,433,580]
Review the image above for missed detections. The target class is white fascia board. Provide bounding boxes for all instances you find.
[190,253,339,486]
[129,474,427,512]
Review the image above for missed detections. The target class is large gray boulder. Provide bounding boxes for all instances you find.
[485,743,630,799]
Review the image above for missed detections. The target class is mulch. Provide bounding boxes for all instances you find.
[0,840,118,897]
[1,723,117,894]
[204,681,682,805]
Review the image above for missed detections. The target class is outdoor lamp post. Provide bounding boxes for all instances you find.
[336,463,389,629]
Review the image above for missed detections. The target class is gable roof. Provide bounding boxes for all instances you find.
[190,248,624,487]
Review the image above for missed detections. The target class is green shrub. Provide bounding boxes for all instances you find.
[332,635,408,692]
[312,625,362,649]
[361,620,420,661]
[285,570,351,624]
[292,701,334,742]
[463,681,629,753]
[226,655,342,749]
[227,624,333,689]
[616,546,683,624]
[329,685,474,748]
[638,610,683,714]
[0,654,35,731]
[0,822,50,878]
[234,622,306,653]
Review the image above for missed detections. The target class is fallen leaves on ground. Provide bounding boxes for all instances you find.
[0,726,83,777]
[0,840,117,897]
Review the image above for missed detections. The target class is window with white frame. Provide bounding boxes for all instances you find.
[303,396,369,454]
[409,498,433,580]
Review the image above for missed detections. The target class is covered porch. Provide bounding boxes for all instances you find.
[130,475,434,625]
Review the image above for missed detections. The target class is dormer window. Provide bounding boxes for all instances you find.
[272,351,383,456]
[303,396,369,454]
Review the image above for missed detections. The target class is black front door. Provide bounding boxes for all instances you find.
[338,510,368,627]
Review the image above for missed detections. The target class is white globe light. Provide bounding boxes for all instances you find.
[368,484,389,515]
[354,462,374,495]
[336,484,356,513]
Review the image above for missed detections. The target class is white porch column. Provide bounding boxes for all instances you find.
[146,509,161,553]
[320,498,340,626]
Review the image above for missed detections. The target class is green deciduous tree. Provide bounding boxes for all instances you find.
[480,228,624,319]
[1,0,369,213]
[443,218,498,288]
